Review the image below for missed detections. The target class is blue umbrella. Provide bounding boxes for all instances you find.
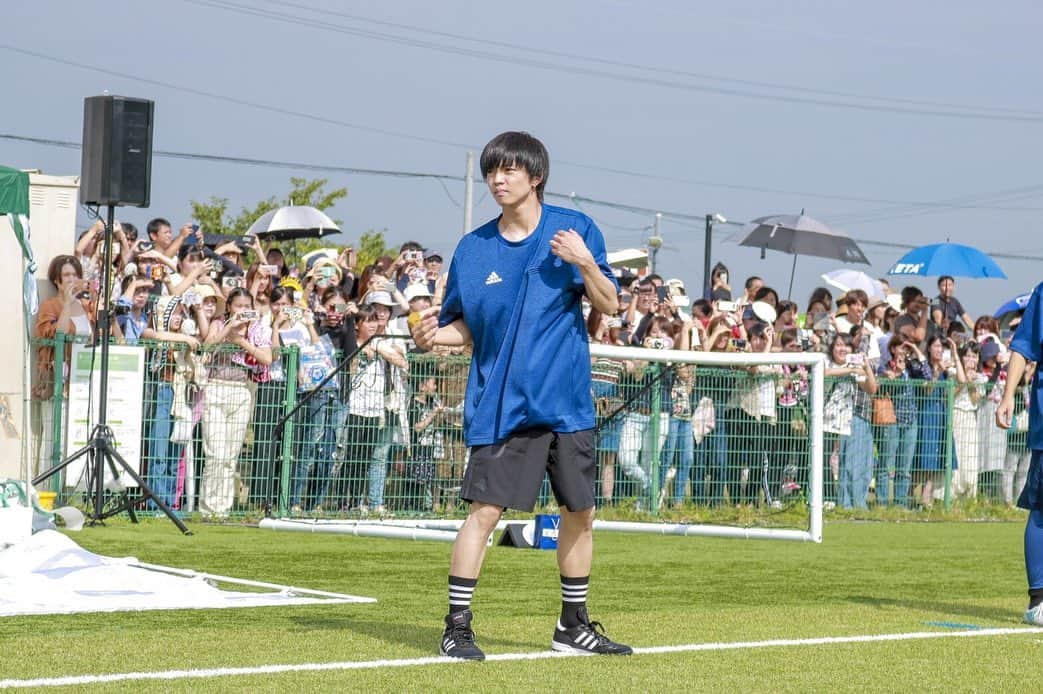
[887,242,1006,279]
[993,292,1032,319]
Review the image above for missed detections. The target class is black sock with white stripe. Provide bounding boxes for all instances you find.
[560,575,589,628]
[448,575,477,616]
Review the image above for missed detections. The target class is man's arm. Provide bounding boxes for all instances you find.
[549,229,618,315]
[996,351,1027,429]
[413,308,472,350]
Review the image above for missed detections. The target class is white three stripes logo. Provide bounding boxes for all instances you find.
[485,271,502,285]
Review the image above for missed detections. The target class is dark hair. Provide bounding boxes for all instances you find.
[748,322,769,340]
[121,222,138,241]
[353,303,379,324]
[744,276,763,291]
[46,254,83,289]
[807,286,833,311]
[946,321,967,336]
[225,287,254,314]
[692,299,713,318]
[958,341,980,359]
[321,286,349,306]
[900,286,923,309]
[646,273,663,285]
[269,285,293,305]
[146,218,171,239]
[937,275,955,287]
[844,289,869,308]
[399,240,423,253]
[753,286,779,307]
[974,315,999,336]
[780,328,800,348]
[479,131,549,202]
[178,244,204,262]
[829,332,855,356]
[924,334,946,366]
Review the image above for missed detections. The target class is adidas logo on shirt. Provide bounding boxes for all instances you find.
[485,271,503,285]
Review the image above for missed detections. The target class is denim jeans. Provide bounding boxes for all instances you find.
[695,416,728,505]
[660,417,694,505]
[368,421,397,507]
[146,383,180,510]
[291,389,345,509]
[878,421,918,507]
[838,415,874,509]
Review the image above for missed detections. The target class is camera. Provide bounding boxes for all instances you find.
[283,307,304,323]
[647,337,669,350]
[260,264,280,276]
[150,264,166,281]
[182,290,201,306]
[406,250,424,262]
[75,291,91,301]
[730,338,747,350]
[332,302,349,314]
[847,353,865,367]
[238,309,259,321]
[222,276,244,289]
[717,300,738,313]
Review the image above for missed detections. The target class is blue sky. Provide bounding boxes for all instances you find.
[3,0,1041,316]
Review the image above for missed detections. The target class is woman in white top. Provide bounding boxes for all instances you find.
[952,342,985,497]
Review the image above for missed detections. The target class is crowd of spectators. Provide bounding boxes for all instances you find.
[29,218,1034,517]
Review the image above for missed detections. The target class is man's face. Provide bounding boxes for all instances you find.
[746,279,763,300]
[150,224,173,248]
[486,163,539,207]
[847,300,866,325]
[425,257,442,278]
[938,278,954,298]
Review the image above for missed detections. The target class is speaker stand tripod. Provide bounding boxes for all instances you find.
[33,204,191,535]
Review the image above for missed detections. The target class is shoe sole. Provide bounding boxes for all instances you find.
[439,646,485,661]
[550,640,632,656]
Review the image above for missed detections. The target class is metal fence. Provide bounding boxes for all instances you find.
[29,334,1031,519]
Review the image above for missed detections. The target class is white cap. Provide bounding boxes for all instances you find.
[363,290,397,307]
[403,283,433,302]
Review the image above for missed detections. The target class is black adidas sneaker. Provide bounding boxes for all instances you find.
[551,608,633,655]
[440,609,485,661]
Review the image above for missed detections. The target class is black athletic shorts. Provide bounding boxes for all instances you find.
[460,429,596,512]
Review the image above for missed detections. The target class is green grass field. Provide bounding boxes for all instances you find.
[1,516,1039,692]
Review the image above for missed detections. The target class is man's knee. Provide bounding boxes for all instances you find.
[466,502,504,533]
[561,506,595,533]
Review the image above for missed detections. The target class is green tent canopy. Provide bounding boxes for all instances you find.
[0,164,36,314]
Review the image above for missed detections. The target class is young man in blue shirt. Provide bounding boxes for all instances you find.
[413,131,632,660]
[997,280,1043,625]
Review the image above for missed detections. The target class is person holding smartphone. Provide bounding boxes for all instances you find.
[823,333,879,509]
[201,287,272,518]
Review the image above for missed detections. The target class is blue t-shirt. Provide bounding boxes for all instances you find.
[439,204,618,446]
[1010,281,1043,451]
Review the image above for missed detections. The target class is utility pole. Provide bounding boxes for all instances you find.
[463,151,474,235]
[703,214,713,300]
[648,212,663,275]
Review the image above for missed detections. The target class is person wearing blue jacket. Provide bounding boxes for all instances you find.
[414,131,631,661]
[997,281,1043,625]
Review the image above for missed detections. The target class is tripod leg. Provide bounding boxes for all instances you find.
[103,442,192,535]
[32,441,95,487]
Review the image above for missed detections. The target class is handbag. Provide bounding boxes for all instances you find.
[872,395,897,426]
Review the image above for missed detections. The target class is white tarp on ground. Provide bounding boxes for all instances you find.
[0,530,374,616]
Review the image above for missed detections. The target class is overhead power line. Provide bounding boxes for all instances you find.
[185,0,1043,124]
[5,132,1043,263]
[266,0,1043,118]
[5,42,1043,211]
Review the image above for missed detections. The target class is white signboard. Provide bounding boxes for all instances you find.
[64,344,146,487]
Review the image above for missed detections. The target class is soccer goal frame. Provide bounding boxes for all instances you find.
[588,343,825,544]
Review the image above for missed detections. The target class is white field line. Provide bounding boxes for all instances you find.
[2,627,1041,689]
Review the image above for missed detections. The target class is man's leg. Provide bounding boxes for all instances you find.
[441,501,502,661]
[557,506,594,627]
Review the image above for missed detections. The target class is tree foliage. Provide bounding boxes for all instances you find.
[189,177,391,269]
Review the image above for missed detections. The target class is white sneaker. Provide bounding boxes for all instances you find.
[823,501,836,511]
[1024,603,1043,626]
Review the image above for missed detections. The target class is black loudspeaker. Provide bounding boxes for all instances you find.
[80,95,154,207]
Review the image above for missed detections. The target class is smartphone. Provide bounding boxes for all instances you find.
[847,353,865,367]
[407,250,424,262]
[655,286,669,302]
[182,290,201,306]
[137,240,154,252]
[717,300,739,313]
[260,264,280,275]
[238,309,259,321]
[607,317,623,329]
[332,302,349,314]
[239,234,256,246]
[941,348,952,363]
[730,338,747,350]
[320,266,337,279]
[150,264,166,281]
[283,306,303,322]
[619,293,632,307]
[222,276,244,289]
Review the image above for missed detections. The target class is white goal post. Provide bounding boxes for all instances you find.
[588,343,825,543]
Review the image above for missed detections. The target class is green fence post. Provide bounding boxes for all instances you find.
[48,332,67,477]
[649,364,662,516]
[278,346,298,517]
[943,378,954,510]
